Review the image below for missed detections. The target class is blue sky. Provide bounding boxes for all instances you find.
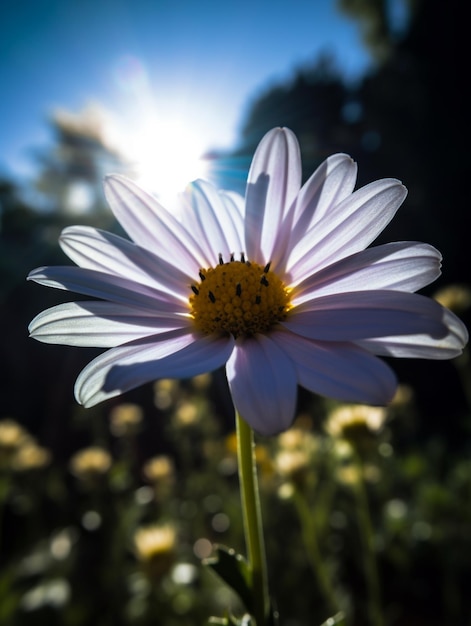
[0,0,373,183]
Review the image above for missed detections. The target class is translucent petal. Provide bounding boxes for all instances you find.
[220,189,245,220]
[104,175,208,274]
[226,334,298,435]
[355,307,469,359]
[292,242,442,305]
[287,179,407,282]
[272,329,397,405]
[181,180,244,263]
[28,301,189,347]
[245,128,302,266]
[75,330,234,407]
[219,190,245,247]
[282,154,357,267]
[60,225,191,297]
[284,290,448,341]
[27,266,188,314]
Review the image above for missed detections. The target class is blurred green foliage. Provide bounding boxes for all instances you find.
[1,372,471,625]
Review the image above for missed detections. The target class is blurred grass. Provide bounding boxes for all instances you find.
[1,363,471,626]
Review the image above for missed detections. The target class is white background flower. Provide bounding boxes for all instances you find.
[28,128,468,435]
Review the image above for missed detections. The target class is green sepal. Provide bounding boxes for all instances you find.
[319,612,346,626]
[203,544,253,612]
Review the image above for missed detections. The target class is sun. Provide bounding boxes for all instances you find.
[112,111,210,207]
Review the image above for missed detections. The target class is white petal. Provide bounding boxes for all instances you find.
[60,225,191,297]
[219,190,245,246]
[356,307,468,359]
[287,179,407,282]
[104,175,208,275]
[29,301,189,347]
[272,330,397,405]
[291,154,357,224]
[75,330,234,407]
[220,190,245,221]
[292,242,442,305]
[27,266,189,314]
[245,128,302,266]
[284,291,448,341]
[283,154,357,264]
[226,334,298,435]
[181,180,244,262]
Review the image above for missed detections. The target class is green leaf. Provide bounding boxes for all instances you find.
[204,545,253,612]
[319,613,347,626]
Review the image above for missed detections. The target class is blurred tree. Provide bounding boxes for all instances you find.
[352,0,469,282]
[223,0,469,284]
[337,0,419,61]
[0,106,130,447]
[208,54,354,194]
[240,53,347,156]
[34,104,131,215]
[0,179,49,298]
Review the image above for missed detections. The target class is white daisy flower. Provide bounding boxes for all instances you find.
[28,128,468,435]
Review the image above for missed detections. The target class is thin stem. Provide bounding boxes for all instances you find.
[352,453,384,626]
[292,486,338,616]
[236,412,269,626]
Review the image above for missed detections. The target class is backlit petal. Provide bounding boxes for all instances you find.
[75,330,234,407]
[272,330,397,405]
[287,179,407,282]
[245,128,301,266]
[292,242,442,305]
[226,334,298,435]
[281,154,357,267]
[60,225,191,297]
[104,174,207,275]
[29,301,190,347]
[284,291,448,341]
[27,266,188,314]
[181,180,244,262]
[356,307,468,359]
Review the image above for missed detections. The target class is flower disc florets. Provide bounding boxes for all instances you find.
[189,254,291,337]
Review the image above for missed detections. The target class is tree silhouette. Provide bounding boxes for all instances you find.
[220,0,469,286]
[34,104,130,215]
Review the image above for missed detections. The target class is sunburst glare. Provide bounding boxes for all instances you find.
[112,111,209,208]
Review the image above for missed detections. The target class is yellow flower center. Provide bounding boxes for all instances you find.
[189,255,291,337]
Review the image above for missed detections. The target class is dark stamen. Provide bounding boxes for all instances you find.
[191,285,199,295]
[260,275,269,287]
[236,283,242,297]
[240,252,246,263]
[230,252,235,262]
[255,295,261,304]
[208,291,216,303]
[199,271,206,281]
[218,253,224,265]
[263,262,271,273]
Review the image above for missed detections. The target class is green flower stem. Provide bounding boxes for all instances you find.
[292,486,338,616]
[236,412,269,626]
[351,453,384,626]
